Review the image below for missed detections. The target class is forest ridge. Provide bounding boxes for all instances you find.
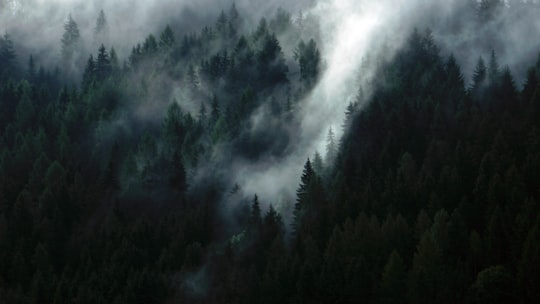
[1,1,540,303]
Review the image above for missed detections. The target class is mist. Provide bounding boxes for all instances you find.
[0,0,314,67]
[3,0,540,225]
[237,0,540,220]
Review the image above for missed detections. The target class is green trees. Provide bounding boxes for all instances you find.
[257,33,288,87]
[94,9,108,45]
[0,34,16,78]
[472,56,487,91]
[96,45,112,81]
[295,39,321,86]
[159,25,175,49]
[294,159,315,235]
[61,14,80,63]
[1,6,540,304]
[325,128,337,167]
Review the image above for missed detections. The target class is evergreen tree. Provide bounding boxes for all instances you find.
[294,159,315,234]
[326,128,337,167]
[82,54,95,88]
[94,9,108,41]
[159,25,175,49]
[269,8,292,34]
[0,34,16,76]
[95,44,111,81]
[249,194,262,231]
[257,33,288,86]
[109,47,119,70]
[488,50,500,83]
[228,2,241,38]
[215,10,228,37]
[27,55,36,80]
[61,15,80,62]
[295,39,321,86]
[313,151,324,175]
[163,101,184,155]
[142,34,158,55]
[471,56,487,94]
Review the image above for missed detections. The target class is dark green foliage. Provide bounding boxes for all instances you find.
[61,15,80,62]
[0,34,16,79]
[95,44,112,81]
[294,39,321,86]
[159,25,175,49]
[256,33,288,86]
[1,6,539,304]
[142,34,158,54]
[94,10,107,36]
[269,8,292,34]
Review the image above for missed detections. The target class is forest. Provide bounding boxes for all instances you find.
[1,0,540,303]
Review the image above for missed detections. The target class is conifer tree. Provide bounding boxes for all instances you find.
[159,25,175,49]
[0,34,16,76]
[94,9,108,45]
[61,15,80,62]
[326,128,337,167]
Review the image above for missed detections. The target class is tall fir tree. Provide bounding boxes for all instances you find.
[61,14,80,63]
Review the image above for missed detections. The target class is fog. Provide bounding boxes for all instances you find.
[2,0,540,226]
[235,0,540,220]
[0,0,314,65]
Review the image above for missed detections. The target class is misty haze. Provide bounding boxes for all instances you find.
[1,0,540,303]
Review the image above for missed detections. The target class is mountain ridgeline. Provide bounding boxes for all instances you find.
[1,2,540,304]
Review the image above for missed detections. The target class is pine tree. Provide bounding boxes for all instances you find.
[471,56,487,92]
[82,55,95,88]
[295,39,321,86]
[326,128,337,167]
[215,10,228,37]
[294,159,315,234]
[94,10,107,40]
[159,25,175,49]
[313,151,324,174]
[254,18,268,42]
[257,33,288,85]
[61,15,80,62]
[27,55,36,80]
[270,8,292,34]
[163,101,184,155]
[488,50,500,84]
[95,10,107,34]
[95,44,111,81]
[0,33,16,76]
[142,34,158,55]
[109,47,119,70]
[445,53,465,90]
[228,2,241,38]
[249,194,262,231]
[342,101,358,133]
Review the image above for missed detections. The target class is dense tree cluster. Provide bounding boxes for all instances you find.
[0,3,539,304]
